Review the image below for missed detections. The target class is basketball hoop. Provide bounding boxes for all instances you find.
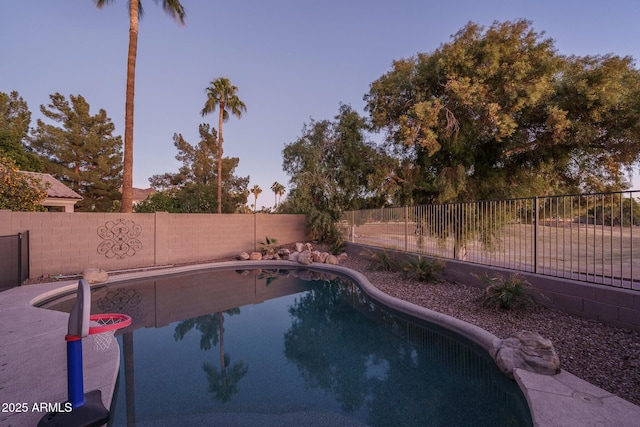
[41,280,131,426]
[86,313,131,351]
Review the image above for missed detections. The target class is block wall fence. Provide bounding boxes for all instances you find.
[0,210,308,279]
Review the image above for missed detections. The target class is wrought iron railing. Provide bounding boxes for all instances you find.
[340,191,640,290]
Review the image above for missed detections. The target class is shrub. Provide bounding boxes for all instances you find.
[402,256,444,283]
[259,236,279,254]
[479,273,537,311]
[329,233,346,255]
[367,249,401,272]
[0,156,48,212]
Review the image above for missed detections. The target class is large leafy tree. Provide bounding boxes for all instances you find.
[95,0,186,213]
[281,104,393,240]
[0,91,41,171]
[554,54,640,192]
[30,93,123,211]
[140,124,249,213]
[365,20,640,203]
[201,77,247,214]
[0,156,47,211]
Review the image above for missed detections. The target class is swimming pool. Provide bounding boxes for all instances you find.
[41,266,532,426]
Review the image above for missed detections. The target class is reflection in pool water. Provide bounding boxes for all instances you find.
[41,268,532,426]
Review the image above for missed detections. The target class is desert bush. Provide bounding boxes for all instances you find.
[367,249,402,272]
[259,236,279,254]
[402,256,444,283]
[479,273,537,311]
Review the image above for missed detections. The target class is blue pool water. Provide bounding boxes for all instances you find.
[44,267,532,426]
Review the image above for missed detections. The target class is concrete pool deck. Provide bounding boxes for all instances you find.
[1,261,639,426]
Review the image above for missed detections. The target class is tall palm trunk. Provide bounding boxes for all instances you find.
[218,312,226,386]
[121,0,139,213]
[217,101,225,214]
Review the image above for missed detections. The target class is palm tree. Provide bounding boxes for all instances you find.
[201,78,247,214]
[95,0,186,213]
[250,185,262,213]
[270,181,285,208]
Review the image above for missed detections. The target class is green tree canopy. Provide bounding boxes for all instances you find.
[365,20,640,203]
[30,93,123,211]
[0,91,41,171]
[0,156,47,211]
[281,104,393,240]
[141,124,249,213]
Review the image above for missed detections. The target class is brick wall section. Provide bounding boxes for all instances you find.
[349,243,640,332]
[0,210,308,279]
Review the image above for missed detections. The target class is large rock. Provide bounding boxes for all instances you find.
[295,243,305,253]
[493,331,561,379]
[238,252,250,261]
[297,251,313,265]
[82,268,108,284]
[325,254,339,265]
[278,248,291,258]
[249,252,263,260]
[311,251,329,263]
[288,252,300,263]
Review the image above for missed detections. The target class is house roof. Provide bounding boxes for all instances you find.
[19,172,83,200]
[132,187,155,202]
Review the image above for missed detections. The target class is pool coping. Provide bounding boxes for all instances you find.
[1,260,639,426]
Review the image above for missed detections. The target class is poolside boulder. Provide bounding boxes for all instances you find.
[238,252,251,260]
[278,248,291,258]
[312,251,329,263]
[493,331,560,379]
[82,268,108,284]
[325,254,339,265]
[249,252,263,260]
[288,252,300,263]
[298,251,313,265]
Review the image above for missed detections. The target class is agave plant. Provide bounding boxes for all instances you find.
[259,236,279,255]
[401,256,444,283]
[367,249,401,272]
[479,273,537,311]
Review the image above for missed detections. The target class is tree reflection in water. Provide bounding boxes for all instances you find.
[174,309,248,403]
[283,280,516,427]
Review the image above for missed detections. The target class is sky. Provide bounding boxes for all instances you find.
[2,1,640,209]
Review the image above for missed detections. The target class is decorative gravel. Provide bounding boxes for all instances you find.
[341,254,640,407]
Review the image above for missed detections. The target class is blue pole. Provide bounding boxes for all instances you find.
[66,338,86,408]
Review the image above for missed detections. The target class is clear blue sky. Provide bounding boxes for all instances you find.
[2,0,639,208]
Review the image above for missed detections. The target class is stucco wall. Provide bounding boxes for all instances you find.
[0,210,308,279]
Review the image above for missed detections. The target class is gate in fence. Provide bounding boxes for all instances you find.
[341,191,640,290]
[0,231,29,291]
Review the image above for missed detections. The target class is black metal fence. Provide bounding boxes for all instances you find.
[341,191,640,290]
[0,231,29,291]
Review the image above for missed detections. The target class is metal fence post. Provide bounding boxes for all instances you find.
[17,232,22,285]
[404,206,408,251]
[351,210,355,242]
[534,196,539,274]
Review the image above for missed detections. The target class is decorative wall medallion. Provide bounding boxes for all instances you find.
[97,218,142,259]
